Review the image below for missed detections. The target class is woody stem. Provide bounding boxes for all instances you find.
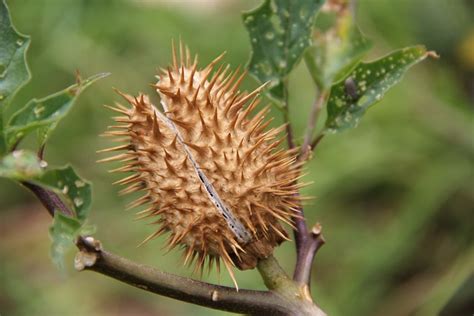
[24,177,324,315]
[257,255,326,316]
[281,80,326,288]
[76,237,296,315]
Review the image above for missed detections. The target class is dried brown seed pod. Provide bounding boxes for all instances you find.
[99,42,304,288]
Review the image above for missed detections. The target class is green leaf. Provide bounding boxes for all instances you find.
[49,213,81,271]
[5,72,110,150]
[325,46,437,133]
[33,165,92,221]
[243,0,324,101]
[0,0,30,108]
[0,149,43,179]
[36,165,94,271]
[0,151,91,221]
[0,0,31,154]
[305,11,372,89]
[49,213,95,272]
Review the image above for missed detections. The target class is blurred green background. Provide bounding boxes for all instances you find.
[1,0,473,315]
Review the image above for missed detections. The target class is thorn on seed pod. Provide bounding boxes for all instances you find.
[98,41,305,289]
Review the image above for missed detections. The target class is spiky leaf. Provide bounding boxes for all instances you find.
[325,46,437,133]
[0,0,31,154]
[243,0,324,101]
[305,11,372,89]
[0,149,42,179]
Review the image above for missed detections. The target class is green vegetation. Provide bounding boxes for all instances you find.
[0,0,472,315]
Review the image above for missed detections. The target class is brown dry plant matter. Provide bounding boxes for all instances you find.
[98,42,305,288]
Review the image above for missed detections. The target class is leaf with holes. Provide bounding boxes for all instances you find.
[45,167,95,271]
[0,0,31,154]
[33,165,92,221]
[6,73,109,150]
[49,213,95,272]
[0,149,43,179]
[0,152,91,221]
[49,213,81,271]
[49,212,87,271]
[325,46,438,133]
[242,0,324,101]
[305,11,372,89]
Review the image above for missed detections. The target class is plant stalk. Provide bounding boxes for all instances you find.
[25,181,326,315]
[76,237,295,315]
[257,255,327,316]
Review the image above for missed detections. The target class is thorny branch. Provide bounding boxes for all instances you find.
[25,176,326,315]
[20,63,328,316]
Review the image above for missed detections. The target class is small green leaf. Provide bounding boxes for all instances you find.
[49,213,82,271]
[0,149,43,179]
[243,0,324,101]
[49,213,95,272]
[39,166,94,271]
[33,165,92,221]
[305,11,372,89]
[0,0,31,108]
[325,46,437,133]
[6,72,110,150]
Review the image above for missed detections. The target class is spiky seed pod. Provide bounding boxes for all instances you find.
[99,43,304,288]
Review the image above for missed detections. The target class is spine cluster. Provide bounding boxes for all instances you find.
[99,43,304,288]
